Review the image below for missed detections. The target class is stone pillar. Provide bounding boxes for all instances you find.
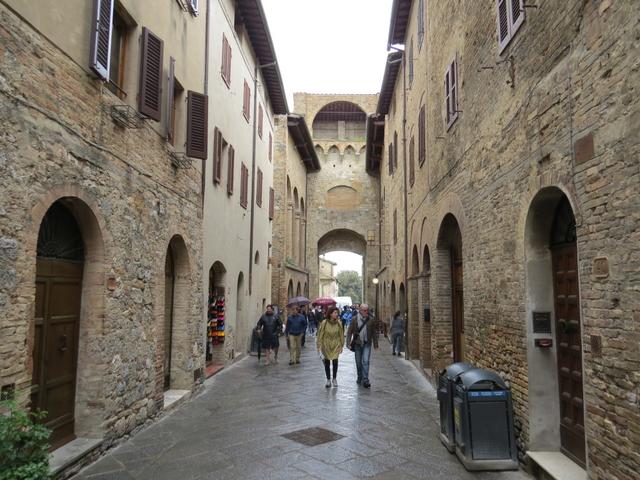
[286,202,294,261]
[293,212,300,266]
[432,248,453,373]
[299,218,306,269]
[418,273,433,375]
[408,277,419,359]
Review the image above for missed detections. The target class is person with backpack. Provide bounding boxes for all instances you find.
[346,303,378,388]
[317,306,344,388]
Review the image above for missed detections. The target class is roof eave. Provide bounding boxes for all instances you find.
[376,51,403,114]
[287,114,320,172]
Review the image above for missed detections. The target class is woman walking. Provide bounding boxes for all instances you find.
[317,306,344,388]
[390,310,405,357]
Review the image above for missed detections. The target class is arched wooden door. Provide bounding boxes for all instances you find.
[164,246,175,391]
[451,231,464,362]
[32,202,84,449]
[551,198,585,466]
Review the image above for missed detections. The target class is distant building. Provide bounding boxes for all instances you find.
[318,257,338,298]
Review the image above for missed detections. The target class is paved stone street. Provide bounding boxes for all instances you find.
[73,338,530,480]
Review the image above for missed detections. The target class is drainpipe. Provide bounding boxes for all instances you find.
[201,0,211,214]
[401,50,409,360]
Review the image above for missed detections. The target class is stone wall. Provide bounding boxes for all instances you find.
[0,3,203,446]
[378,0,639,477]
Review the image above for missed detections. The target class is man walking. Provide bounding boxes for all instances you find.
[346,303,378,388]
[285,305,307,365]
[256,305,282,365]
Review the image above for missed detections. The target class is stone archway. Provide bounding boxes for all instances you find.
[31,196,106,448]
[408,245,420,359]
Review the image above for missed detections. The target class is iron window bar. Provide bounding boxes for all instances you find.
[169,151,193,169]
[109,105,143,129]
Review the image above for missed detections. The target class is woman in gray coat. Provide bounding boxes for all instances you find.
[390,311,405,357]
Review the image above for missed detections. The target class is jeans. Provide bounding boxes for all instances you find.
[391,333,403,354]
[354,342,372,382]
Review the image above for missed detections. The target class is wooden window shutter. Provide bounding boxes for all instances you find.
[268,133,273,162]
[138,27,164,121]
[89,0,114,80]
[409,136,415,187]
[393,209,398,245]
[240,163,248,208]
[221,34,231,85]
[418,106,425,165]
[186,91,208,159]
[450,59,458,120]
[227,145,234,195]
[388,143,393,175]
[445,68,451,125]
[166,57,175,141]
[256,168,263,207]
[258,104,263,138]
[269,187,275,220]
[243,80,251,121]
[511,0,525,35]
[226,41,232,83]
[393,131,398,170]
[497,0,510,50]
[212,128,222,182]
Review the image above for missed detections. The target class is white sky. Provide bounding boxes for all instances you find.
[262,0,393,108]
[322,251,363,276]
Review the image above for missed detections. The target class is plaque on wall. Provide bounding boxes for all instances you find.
[532,312,552,333]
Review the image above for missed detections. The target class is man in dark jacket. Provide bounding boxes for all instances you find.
[257,305,282,365]
[285,306,307,365]
[346,304,378,388]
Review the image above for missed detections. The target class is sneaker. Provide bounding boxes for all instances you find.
[332,379,338,388]
[363,380,371,388]
[356,378,362,385]
[325,379,331,388]
[289,361,294,365]
[392,352,396,356]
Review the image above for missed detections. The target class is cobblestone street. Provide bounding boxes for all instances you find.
[74,338,530,480]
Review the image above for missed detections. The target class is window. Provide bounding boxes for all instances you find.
[418,0,425,49]
[138,27,164,122]
[393,131,399,170]
[166,58,185,145]
[418,105,426,166]
[106,8,129,98]
[188,0,198,15]
[269,187,275,220]
[243,80,251,122]
[240,163,248,208]
[445,57,459,129]
[212,128,224,183]
[258,104,263,138]
[408,38,414,86]
[268,132,273,162]
[409,136,415,187]
[186,90,208,160]
[221,34,232,86]
[227,145,235,195]
[256,168,263,207]
[393,209,398,245]
[388,142,394,175]
[497,0,525,53]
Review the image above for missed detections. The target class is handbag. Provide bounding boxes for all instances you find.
[349,317,370,351]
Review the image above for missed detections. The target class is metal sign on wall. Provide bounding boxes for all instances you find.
[532,312,552,334]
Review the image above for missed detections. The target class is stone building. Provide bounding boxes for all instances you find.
[270,114,318,309]
[294,93,381,307]
[202,0,287,371]
[370,0,640,478]
[319,257,338,298]
[0,0,207,465]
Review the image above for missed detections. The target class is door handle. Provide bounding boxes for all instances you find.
[58,335,68,352]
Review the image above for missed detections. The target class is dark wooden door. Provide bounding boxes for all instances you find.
[32,258,82,450]
[552,243,585,467]
[164,248,175,391]
[451,244,464,362]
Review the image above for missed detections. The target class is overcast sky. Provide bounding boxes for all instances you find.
[262,0,392,276]
[262,0,393,109]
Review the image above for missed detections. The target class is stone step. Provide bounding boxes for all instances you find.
[527,451,586,480]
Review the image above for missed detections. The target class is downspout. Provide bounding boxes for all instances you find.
[401,51,410,360]
[201,0,211,213]
[249,63,259,295]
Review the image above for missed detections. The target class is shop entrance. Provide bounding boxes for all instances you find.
[32,202,84,449]
[550,197,585,467]
[207,261,227,373]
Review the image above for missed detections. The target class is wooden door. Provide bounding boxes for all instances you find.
[32,258,82,450]
[164,248,175,391]
[552,243,585,467]
[451,243,464,362]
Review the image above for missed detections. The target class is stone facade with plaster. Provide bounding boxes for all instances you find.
[0,0,205,456]
[376,0,639,478]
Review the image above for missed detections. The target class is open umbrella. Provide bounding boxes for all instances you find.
[286,296,310,308]
[312,296,337,306]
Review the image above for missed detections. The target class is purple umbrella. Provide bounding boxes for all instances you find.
[286,296,310,307]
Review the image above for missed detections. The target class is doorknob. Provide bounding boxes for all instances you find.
[58,335,68,352]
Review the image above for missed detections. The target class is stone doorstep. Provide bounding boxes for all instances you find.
[50,437,103,477]
[527,451,587,480]
[162,389,190,410]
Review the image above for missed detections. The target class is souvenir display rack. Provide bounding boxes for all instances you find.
[207,287,225,362]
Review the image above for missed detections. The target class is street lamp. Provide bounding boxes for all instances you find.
[372,277,379,285]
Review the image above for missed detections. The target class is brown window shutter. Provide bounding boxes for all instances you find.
[138,27,164,121]
[227,145,234,195]
[258,104,263,138]
[418,106,425,165]
[409,136,415,187]
[445,69,451,125]
[186,91,208,159]
[388,143,393,175]
[256,168,263,207]
[166,56,175,141]
[269,187,275,220]
[89,0,114,80]
[268,133,273,162]
[451,60,457,117]
[240,163,248,208]
[227,42,232,83]
[212,128,222,182]
[243,81,250,121]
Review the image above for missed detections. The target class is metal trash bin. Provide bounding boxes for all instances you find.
[437,362,474,452]
[452,368,518,471]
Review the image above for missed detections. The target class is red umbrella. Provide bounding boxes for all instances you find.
[312,296,337,306]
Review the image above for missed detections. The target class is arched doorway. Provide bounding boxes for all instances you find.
[207,261,227,367]
[390,281,396,313]
[409,245,420,359]
[399,283,406,314]
[525,188,585,466]
[235,272,245,359]
[436,214,464,363]
[421,244,432,370]
[287,280,294,299]
[164,246,175,391]
[33,201,84,449]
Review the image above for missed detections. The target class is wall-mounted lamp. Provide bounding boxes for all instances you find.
[372,277,379,285]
